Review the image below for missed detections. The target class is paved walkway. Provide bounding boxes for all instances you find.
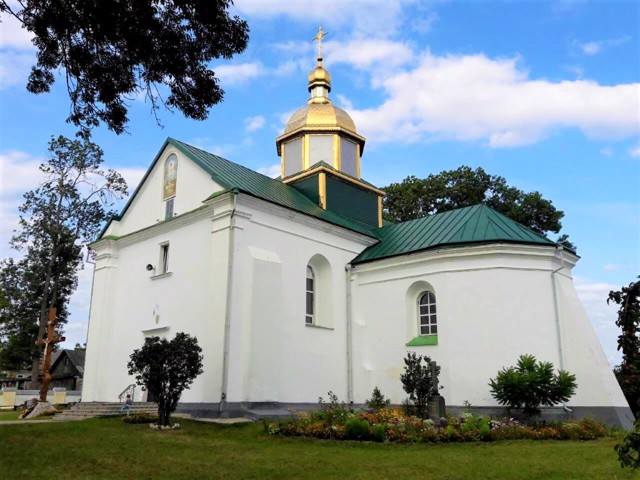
[1,415,254,426]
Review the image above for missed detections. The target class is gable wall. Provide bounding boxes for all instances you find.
[83,196,234,404]
[107,144,224,237]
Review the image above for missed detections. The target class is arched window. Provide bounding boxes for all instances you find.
[306,266,315,324]
[418,291,437,336]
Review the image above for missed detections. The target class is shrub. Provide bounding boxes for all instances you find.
[489,354,577,418]
[615,416,640,470]
[478,420,492,441]
[123,412,158,424]
[317,391,350,425]
[345,418,371,440]
[366,387,391,411]
[128,332,204,426]
[371,424,386,442]
[400,352,441,419]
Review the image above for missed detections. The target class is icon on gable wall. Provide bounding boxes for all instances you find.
[163,154,178,199]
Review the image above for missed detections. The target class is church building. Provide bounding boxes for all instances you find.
[82,33,633,428]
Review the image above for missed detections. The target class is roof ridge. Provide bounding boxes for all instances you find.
[169,137,281,184]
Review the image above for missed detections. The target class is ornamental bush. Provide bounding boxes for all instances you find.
[489,354,577,418]
[266,405,607,445]
[345,418,371,440]
[400,352,441,419]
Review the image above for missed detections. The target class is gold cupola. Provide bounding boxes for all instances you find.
[276,27,366,181]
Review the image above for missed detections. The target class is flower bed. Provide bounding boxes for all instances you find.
[265,406,609,444]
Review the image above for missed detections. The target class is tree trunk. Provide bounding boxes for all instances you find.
[29,237,60,388]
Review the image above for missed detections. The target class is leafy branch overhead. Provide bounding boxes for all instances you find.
[0,0,249,136]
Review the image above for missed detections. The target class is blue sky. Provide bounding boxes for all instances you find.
[0,0,638,366]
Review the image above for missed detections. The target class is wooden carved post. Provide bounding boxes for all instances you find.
[36,307,66,402]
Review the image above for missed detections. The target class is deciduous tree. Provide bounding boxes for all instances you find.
[608,277,640,415]
[9,135,127,386]
[383,167,572,247]
[0,0,249,137]
[128,333,204,426]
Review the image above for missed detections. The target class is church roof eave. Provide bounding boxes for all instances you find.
[351,204,560,265]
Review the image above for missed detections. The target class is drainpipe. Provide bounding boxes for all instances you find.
[551,246,572,413]
[220,190,238,414]
[345,264,354,404]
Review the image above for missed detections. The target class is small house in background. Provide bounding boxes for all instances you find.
[0,370,31,390]
[50,349,85,391]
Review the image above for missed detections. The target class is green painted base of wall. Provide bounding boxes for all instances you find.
[406,335,438,346]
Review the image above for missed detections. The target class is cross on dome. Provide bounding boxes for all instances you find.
[312,26,328,64]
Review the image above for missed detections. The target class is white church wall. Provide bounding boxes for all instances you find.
[555,273,629,408]
[106,144,223,237]
[350,245,626,410]
[83,196,234,404]
[223,194,375,404]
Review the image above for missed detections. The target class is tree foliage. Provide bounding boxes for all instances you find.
[383,166,570,245]
[0,246,77,371]
[0,0,249,137]
[400,352,441,419]
[128,333,204,426]
[615,416,640,470]
[366,386,391,411]
[7,135,127,384]
[608,277,640,415]
[489,354,577,418]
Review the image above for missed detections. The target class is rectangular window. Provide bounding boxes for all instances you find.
[160,243,170,274]
[165,198,174,220]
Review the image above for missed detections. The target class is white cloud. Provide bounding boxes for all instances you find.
[0,50,34,89]
[412,11,439,34]
[578,36,632,56]
[349,52,640,147]
[335,94,354,111]
[257,163,281,178]
[603,264,622,271]
[0,151,43,249]
[0,9,35,49]
[234,0,415,37]
[244,115,266,132]
[115,167,147,193]
[325,39,415,72]
[213,62,264,86]
[629,143,640,158]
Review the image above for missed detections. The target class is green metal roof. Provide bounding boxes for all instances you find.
[101,138,379,239]
[351,204,557,265]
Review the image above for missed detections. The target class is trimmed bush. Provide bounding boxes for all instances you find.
[345,418,371,440]
[371,424,386,443]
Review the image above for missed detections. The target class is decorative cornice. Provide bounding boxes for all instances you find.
[352,243,575,278]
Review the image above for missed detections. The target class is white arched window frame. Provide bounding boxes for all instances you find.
[418,291,437,336]
[305,266,315,324]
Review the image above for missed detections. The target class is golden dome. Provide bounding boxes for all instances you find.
[308,65,331,86]
[283,102,357,136]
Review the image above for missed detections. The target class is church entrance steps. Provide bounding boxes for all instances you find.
[54,402,158,421]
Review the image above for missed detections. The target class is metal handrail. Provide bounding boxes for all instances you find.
[118,383,136,403]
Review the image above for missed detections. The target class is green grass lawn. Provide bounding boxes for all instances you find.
[0,410,21,421]
[0,417,637,479]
